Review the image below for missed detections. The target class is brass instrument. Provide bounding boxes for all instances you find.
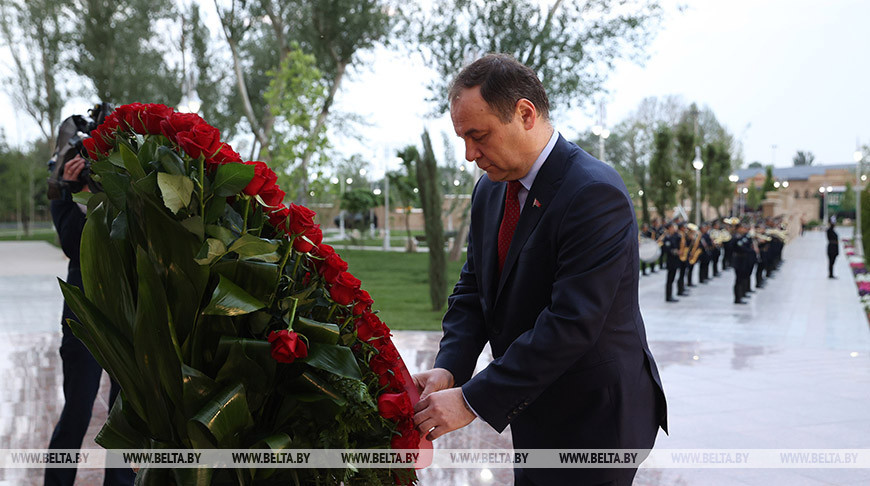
[709,228,732,245]
[688,233,703,265]
[678,233,688,262]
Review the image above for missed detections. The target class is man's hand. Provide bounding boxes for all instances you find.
[62,155,86,182]
[413,387,475,441]
[412,368,454,400]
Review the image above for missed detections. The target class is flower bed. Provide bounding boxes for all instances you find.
[66,103,425,484]
[842,239,870,325]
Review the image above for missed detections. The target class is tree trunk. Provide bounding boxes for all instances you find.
[417,131,446,311]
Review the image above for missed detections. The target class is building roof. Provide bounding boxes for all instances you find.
[735,163,857,182]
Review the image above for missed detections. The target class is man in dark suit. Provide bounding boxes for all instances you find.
[413,54,667,486]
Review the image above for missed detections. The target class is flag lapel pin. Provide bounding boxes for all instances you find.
[533,198,542,208]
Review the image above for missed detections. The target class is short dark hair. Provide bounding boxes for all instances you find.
[448,54,550,123]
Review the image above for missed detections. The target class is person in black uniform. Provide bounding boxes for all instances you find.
[45,155,135,486]
[710,220,723,277]
[698,223,712,284]
[663,222,680,302]
[827,220,839,278]
[732,222,754,304]
[754,224,768,289]
[677,223,689,296]
[722,220,736,271]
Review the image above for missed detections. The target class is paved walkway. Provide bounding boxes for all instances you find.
[0,230,867,485]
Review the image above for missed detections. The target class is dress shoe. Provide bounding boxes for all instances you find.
[734,300,747,304]
[666,298,679,303]
[678,292,689,296]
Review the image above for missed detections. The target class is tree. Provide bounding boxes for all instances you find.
[0,0,67,150]
[215,0,395,203]
[761,165,776,199]
[411,0,663,114]
[746,184,761,211]
[702,140,733,218]
[793,150,815,166]
[648,125,675,220]
[747,161,763,169]
[415,130,447,311]
[840,180,856,215]
[386,155,420,252]
[73,0,183,105]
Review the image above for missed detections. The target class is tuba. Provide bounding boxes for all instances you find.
[688,233,703,265]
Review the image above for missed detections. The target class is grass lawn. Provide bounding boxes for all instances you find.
[0,229,59,246]
[338,249,466,331]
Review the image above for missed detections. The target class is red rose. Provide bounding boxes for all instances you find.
[329,271,361,305]
[142,104,173,135]
[293,226,322,253]
[159,112,205,141]
[355,311,389,342]
[82,137,100,159]
[378,368,406,390]
[377,392,413,420]
[268,204,290,230]
[319,250,347,285]
[313,243,335,261]
[207,144,243,165]
[259,186,286,208]
[353,289,374,315]
[90,129,113,153]
[287,204,317,235]
[391,419,420,450]
[243,161,272,196]
[114,103,146,133]
[177,123,222,159]
[267,330,308,363]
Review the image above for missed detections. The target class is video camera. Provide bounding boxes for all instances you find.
[47,102,113,200]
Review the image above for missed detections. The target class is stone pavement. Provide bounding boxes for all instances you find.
[1,230,868,485]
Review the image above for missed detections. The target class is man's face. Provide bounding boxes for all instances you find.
[451,86,534,182]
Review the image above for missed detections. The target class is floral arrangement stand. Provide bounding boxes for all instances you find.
[65,103,428,485]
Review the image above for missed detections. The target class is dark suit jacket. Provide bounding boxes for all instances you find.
[434,136,667,483]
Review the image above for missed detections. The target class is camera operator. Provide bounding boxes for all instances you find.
[45,108,134,486]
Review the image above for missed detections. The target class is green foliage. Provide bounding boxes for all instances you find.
[73,0,183,104]
[793,150,815,166]
[840,180,856,213]
[410,0,663,114]
[746,184,761,210]
[264,46,329,192]
[341,188,382,231]
[648,125,675,219]
[412,131,447,311]
[863,184,870,258]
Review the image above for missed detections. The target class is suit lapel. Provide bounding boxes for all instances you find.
[495,136,570,301]
[480,181,506,313]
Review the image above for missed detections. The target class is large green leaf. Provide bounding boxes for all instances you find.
[194,238,226,265]
[301,343,362,381]
[59,280,147,421]
[72,191,93,206]
[95,395,150,450]
[212,260,279,304]
[137,136,159,171]
[99,171,129,211]
[294,316,339,345]
[80,203,135,340]
[132,246,183,440]
[203,275,265,316]
[213,163,254,197]
[205,224,235,246]
[120,142,147,180]
[187,383,253,448]
[215,338,275,410]
[181,364,220,418]
[291,371,347,406]
[157,172,194,214]
[181,215,205,241]
[157,145,185,175]
[227,233,280,262]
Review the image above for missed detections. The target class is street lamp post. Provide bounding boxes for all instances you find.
[591,125,610,164]
[692,147,704,226]
[330,176,346,240]
[728,174,739,217]
[741,187,748,217]
[854,150,864,254]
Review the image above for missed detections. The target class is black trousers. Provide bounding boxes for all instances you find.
[828,253,837,277]
[686,263,695,286]
[45,320,135,486]
[755,259,765,287]
[699,255,710,282]
[666,264,678,300]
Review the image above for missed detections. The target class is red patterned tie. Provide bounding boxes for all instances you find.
[497,181,522,273]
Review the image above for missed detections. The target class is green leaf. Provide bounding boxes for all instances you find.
[157,145,185,175]
[215,338,274,410]
[294,316,339,345]
[212,260,279,304]
[187,383,253,448]
[194,238,226,265]
[213,163,254,197]
[137,136,159,170]
[132,246,183,438]
[292,372,346,406]
[72,191,93,206]
[80,203,136,340]
[301,343,362,381]
[95,395,149,450]
[109,212,128,240]
[120,143,147,180]
[227,233,279,261]
[205,224,235,246]
[58,281,147,421]
[204,197,226,225]
[108,150,125,169]
[203,275,265,316]
[99,171,129,211]
[181,364,220,418]
[157,172,194,214]
[181,215,205,241]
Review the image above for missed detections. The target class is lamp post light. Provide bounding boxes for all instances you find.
[729,174,739,217]
[591,125,610,164]
[331,176,346,240]
[692,147,704,226]
[741,186,748,217]
[854,150,864,254]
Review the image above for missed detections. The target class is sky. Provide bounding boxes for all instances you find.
[2,0,868,173]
